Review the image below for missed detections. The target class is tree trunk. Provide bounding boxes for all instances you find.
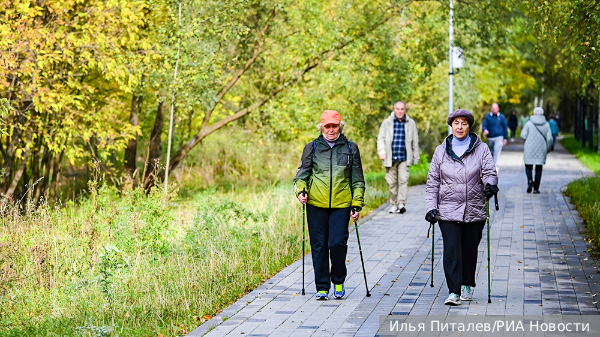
[144,101,165,190]
[38,149,52,200]
[1,115,25,193]
[49,150,64,201]
[124,94,142,181]
[5,133,32,198]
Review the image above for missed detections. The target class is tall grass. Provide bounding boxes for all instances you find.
[0,184,308,336]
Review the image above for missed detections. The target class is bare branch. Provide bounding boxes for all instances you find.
[201,5,279,130]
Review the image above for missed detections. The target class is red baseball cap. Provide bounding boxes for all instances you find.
[321,110,341,125]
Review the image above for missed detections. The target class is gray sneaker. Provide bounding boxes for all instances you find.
[444,293,461,306]
[388,206,398,213]
[460,285,473,301]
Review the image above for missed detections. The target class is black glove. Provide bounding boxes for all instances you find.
[351,206,361,214]
[425,209,438,224]
[483,183,499,200]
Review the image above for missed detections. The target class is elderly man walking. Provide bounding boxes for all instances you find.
[377,101,420,214]
[482,103,508,171]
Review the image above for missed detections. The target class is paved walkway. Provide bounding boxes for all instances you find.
[190,139,599,337]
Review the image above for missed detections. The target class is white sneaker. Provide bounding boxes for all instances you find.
[444,293,461,306]
[460,285,473,301]
[388,206,398,213]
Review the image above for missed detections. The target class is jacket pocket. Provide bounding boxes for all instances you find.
[336,151,352,167]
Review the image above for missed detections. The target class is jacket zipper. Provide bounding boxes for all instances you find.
[329,147,333,208]
[464,165,468,222]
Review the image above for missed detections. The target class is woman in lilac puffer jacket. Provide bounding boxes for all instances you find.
[424,109,499,306]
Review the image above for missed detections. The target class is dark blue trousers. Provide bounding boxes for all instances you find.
[306,204,351,292]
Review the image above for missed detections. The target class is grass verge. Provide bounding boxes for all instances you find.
[565,177,600,250]
[561,136,600,174]
[562,136,600,250]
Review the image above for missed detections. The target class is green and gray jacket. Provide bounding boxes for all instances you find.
[293,134,365,210]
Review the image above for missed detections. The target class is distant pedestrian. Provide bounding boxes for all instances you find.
[294,110,366,300]
[521,107,553,194]
[519,112,530,130]
[376,101,420,214]
[508,110,518,141]
[482,103,508,172]
[425,109,498,306]
[548,117,559,151]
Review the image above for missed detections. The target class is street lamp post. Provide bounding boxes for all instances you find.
[448,0,464,134]
[448,0,454,134]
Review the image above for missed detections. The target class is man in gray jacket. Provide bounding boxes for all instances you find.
[377,101,420,213]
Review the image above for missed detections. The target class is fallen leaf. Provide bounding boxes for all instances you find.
[346,260,350,262]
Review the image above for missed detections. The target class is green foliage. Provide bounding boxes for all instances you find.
[561,136,600,174]
[565,177,600,252]
[527,0,600,85]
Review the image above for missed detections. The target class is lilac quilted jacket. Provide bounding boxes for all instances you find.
[425,133,498,223]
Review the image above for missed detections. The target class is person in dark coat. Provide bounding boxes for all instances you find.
[508,110,518,141]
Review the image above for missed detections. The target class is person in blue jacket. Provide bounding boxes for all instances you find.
[548,117,559,151]
[482,103,508,171]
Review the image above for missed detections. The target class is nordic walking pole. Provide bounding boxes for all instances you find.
[431,224,435,287]
[301,189,307,296]
[427,222,435,287]
[486,194,500,303]
[353,218,371,297]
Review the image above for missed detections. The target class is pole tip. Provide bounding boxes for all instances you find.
[302,290,305,295]
[366,293,371,297]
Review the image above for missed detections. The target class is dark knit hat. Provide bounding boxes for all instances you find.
[447,109,474,127]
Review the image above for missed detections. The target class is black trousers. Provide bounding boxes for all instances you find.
[510,128,517,138]
[306,204,351,291]
[525,164,543,190]
[439,220,485,295]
